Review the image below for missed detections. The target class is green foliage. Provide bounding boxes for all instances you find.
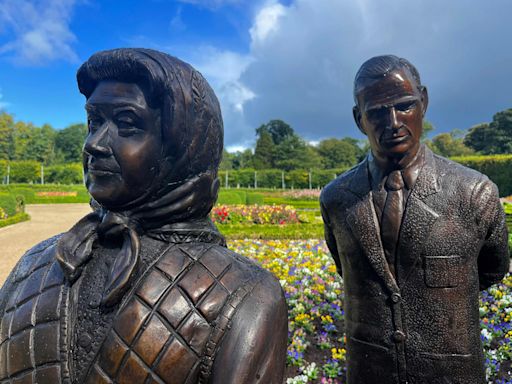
[317,138,364,169]
[0,184,90,204]
[0,193,18,216]
[55,124,87,163]
[9,161,40,183]
[421,120,435,140]
[0,212,30,228]
[45,163,83,184]
[217,191,246,205]
[427,131,474,157]
[451,154,512,196]
[246,192,264,205]
[464,109,512,155]
[218,223,324,239]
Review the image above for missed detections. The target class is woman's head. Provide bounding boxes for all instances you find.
[77,48,223,213]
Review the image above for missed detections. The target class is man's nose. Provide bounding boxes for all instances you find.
[84,123,113,156]
[386,107,401,130]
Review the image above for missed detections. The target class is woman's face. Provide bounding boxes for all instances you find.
[83,80,163,208]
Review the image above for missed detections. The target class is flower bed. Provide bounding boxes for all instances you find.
[283,190,322,200]
[211,204,299,225]
[228,239,512,383]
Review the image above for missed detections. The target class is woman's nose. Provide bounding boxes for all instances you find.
[84,123,113,156]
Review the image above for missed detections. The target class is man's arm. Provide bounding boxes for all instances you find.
[473,177,510,290]
[210,275,288,384]
[320,200,342,276]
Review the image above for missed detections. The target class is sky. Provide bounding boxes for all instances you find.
[0,0,511,151]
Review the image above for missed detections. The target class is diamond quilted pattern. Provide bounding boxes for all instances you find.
[0,311,12,344]
[199,247,231,277]
[85,365,112,384]
[41,262,64,289]
[157,249,192,280]
[11,298,35,336]
[7,329,33,376]
[137,270,171,306]
[178,263,214,304]
[114,298,151,344]
[158,288,192,328]
[97,333,128,378]
[33,322,59,365]
[133,315,170,365]
[178,312,210,355]
[155,338,197,384]
[35,365,60,384]
[11,371,33,384]
[220,264,248,294]
[197,284,229,323]
[16,267,46,304]
[117,352,149,384]
[35,286,61,323]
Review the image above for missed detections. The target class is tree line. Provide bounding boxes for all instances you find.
[0,107,511,172]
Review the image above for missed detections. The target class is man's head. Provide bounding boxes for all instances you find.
[353,55,428,165]
[77,48,223,210]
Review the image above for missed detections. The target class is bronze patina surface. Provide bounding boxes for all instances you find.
[320,55,510,384]
[0,48,288,384]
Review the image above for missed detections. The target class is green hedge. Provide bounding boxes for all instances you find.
[45,163,83,184]
[0,193,18,216]
[0,184,89,204]
[451,154,512,197]
[0,212,30,228]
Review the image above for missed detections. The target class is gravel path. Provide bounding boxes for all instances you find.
[0,204,91,284]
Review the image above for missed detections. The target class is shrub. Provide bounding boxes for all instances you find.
[45,163,83,184]
[9,161,40,183]
[0,193,18,216]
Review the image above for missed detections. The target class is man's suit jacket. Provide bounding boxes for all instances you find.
[320,147,509,384]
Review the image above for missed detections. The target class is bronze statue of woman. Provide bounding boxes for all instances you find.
[0,48,288,384]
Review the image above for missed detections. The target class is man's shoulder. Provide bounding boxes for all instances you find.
[432,152,489,188]
[320,160,365,205]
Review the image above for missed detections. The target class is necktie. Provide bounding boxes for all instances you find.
[381,170,405,277]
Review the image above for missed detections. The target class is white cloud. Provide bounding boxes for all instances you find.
[159,0,512,148]
[249,2,286,46]
[0,0,78,65]
[169,6,186,31]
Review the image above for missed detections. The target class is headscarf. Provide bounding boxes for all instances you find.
[56,49,224,307]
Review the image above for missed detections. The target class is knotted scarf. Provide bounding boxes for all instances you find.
[55,172,221,307]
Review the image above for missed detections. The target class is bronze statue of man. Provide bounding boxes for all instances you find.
[0,48,288,384]
[320,55,509,384]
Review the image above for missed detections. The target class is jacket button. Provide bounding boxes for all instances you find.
[391,293,401,303]
[392,330,406,343]
[78,333,92,348]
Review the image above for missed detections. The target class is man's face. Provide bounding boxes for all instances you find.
[83,81,162,208]
[354,68,428,161]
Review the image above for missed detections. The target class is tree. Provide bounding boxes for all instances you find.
[231,149,254,169]
[421,120,434,141]
[256,119,294,145]
[428,131,474,157]
[317,138,364,169]
[253,129,275,169]
[55,123,88,163]
[464,109,512,154]
[274,135,321,171]
[0,112,15,160]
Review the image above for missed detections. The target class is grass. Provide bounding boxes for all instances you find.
[0,212,30,228]
[219,223,325,239]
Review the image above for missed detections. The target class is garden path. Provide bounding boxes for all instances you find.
[0,204,91,284]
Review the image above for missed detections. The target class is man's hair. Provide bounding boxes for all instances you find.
[77,48,223,187]
[353,55,422,103]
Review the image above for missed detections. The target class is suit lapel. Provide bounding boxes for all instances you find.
[396,148,441,285]
[345,159,399,294]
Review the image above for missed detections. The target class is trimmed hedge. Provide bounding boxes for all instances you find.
[0,184,89,204]
[0,193,18,216]
[0,212,30,228]
[451,154,512,197]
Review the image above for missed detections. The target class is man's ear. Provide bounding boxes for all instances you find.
[420,86,429,116]
[353,105,366,135]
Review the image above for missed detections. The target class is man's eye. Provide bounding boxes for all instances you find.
[396,101,416,112]
[367,108,386,120]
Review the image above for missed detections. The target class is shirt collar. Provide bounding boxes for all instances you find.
[368,144,425,191]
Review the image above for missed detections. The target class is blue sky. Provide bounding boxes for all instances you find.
[0,0,511,150]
